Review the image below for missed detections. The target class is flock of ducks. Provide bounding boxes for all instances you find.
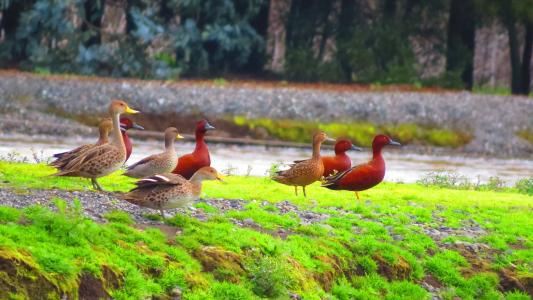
[49,100,400,217]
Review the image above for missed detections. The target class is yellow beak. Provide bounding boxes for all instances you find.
[176,134,184,139]
[125,105,140,114]
[216,172,225,182]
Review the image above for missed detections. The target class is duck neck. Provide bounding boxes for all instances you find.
[189,175,203,196]
[194,130,207,152]
[312,140,322,160]
[336,151,349,160]
[111,112,125,150]
[372,146,384,162]
[165,135,176,153]
[98,130,110,145]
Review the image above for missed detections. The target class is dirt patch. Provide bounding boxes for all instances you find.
[373,254,412,281]
[193,246,245,283]
[78,272,110,300]
[0,249,70,299]
[312,255,344,291]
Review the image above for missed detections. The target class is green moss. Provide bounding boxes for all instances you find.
[0,162,532,298]
[232,116,472,147]
[517,130,533,144]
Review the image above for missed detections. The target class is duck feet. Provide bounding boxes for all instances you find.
[302,186,307,198]
[294,186,298,196]
[355,192,360,200]
[91,178,104,191]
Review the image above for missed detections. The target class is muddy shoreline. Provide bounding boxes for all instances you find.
[0,70,532,157]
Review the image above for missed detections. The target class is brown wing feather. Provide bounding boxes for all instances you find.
[132,173,185,191]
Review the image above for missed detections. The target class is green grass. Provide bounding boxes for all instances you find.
[232,116,472,148]
[0,161,532,299]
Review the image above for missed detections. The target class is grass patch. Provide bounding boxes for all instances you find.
[232,116,472,147]
[0,161,532,298]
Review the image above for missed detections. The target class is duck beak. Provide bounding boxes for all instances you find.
[132,123,144,130]
[351,145,362,151]
[216,172,225,182]
[389,140,401,146]
[176,134,184,140]
[125,105,140,114]
[205,122,216,131]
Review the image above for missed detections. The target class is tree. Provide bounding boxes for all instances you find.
[265,0,292,72]
[480,0,533,95]
[446,0,476,90]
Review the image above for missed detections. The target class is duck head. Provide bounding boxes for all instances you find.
[109,99,139,116]
[334,139,362,154]
[313,132,335,144]
[191,166,224,182]
[165,127,184,140]
[196,119,216,134]
[120,117,144,132]
[372,134,401,153]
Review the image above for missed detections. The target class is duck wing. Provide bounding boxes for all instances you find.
[126,153,161,171]
[131,173,186,191]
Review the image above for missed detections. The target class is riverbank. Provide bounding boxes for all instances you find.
[0,70,532,157]
[0,162,532,299]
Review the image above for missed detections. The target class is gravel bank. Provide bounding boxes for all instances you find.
[0,71,531,156]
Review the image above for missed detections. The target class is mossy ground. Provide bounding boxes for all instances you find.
[0,162,532,299]
[232,117,472,148]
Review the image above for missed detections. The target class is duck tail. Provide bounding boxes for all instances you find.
[321,167,352,189]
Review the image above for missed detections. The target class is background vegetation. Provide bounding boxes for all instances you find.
[0,0,531,94]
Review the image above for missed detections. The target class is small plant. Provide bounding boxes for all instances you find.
[417,170,472,189]
[222,164,238,176]
[515,177,533,195]
[104,210,134,224]
[247,256,294,298]
[266,162,281,178]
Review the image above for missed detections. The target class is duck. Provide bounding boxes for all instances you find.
[322,139,362,176]
[321,134,401,199]
[272,132,334,197]
[172,120,216,179]
[120,117,144,161]
[123,127,184,178]
[292,139,362,177]
[49,118,113,169]
[53,100,139,191]
[122,166,224,217]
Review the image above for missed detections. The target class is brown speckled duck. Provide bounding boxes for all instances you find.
[53,100,139,190]
[49,118,113,169]
[272,132,333,197]
[122,166,224,217]
[124,127,184,178]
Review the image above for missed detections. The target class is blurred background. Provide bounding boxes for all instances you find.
[0,0,532,185]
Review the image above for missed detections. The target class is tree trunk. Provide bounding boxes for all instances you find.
[446,0,475,90]
[265,0,292,73]
[506,21,522,94]
[519,22,532,95]
[0,11,4,43]
[101,0,127,44]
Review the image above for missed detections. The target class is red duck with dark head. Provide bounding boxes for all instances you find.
[120,117,144,161]
[172,120,215,179]
[322,139,361,177]
[322,135,400,199]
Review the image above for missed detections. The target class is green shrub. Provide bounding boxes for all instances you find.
[247,256,294,298]
[515,178,533,195]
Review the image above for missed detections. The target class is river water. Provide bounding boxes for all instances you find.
[1,135,531,186]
